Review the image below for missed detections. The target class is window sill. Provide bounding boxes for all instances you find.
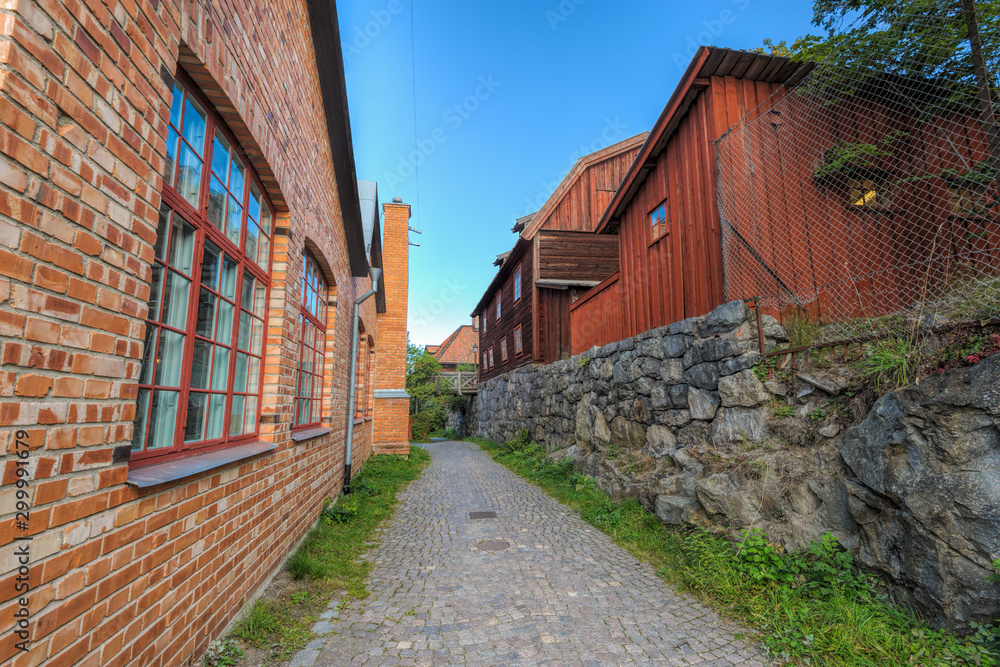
[126,440,278,489]
[290,426,333,443]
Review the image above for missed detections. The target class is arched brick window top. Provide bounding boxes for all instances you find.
[131,70,276,466]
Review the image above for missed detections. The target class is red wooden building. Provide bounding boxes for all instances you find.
[570,46,997,353]
[473,134,646,382]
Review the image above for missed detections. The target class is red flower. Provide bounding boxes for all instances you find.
[967,354,981,364]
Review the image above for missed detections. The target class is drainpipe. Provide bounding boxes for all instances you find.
[344,266,381,493]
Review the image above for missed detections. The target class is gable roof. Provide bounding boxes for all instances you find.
[519,132,648,240]
[595,46,813,234]
[432,324,479,365]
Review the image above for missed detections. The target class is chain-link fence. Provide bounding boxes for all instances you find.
[716,1,1000,345]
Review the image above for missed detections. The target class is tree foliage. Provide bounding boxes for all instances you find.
[759,0,1000,85]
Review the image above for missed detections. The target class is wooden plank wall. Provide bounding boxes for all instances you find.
[536,288,581,362]
[477,245,534,383]
[540,146,642,233]
[569,272,623,355]
[537,231,620,282]
[614,76,776,341]
[718,88,998,324]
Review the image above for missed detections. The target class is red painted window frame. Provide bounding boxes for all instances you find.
[488,346,495,369]
[294,251,327,430]
[354,332,367,421]
[496,292,502,321]
[131,70,274,467]
[513,324,523,357]
[513,266,522,303]
[500,336,508,363]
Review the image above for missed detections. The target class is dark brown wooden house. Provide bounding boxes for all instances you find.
[571,46,997,353]
[473,134,646,382]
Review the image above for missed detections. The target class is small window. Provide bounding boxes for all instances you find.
[847,178,888,208]
[482,353,488,368]
[513,267,522,302]
[650,200,667,240]
[295,252,328,429]
[500,337,508,363]
[354,327,368,421]
[488,347,495,369]
[365,339,375,419]
[948,184,991,217]
[496,293,501,321]
[513,324,523,356]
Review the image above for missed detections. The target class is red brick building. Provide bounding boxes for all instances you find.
[428,321,479,372]
[0,1,409,665]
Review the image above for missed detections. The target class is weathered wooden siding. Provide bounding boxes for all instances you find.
[537,288,574,363]
[719,93,998,324]
[614,76,777,340]
[569,272,623,355]
[538,146,641,233]
[537,231,620,283]
[478,245,534,383]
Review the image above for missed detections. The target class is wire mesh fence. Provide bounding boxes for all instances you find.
[716,0,1000,346]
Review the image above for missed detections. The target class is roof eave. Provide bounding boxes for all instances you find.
[306,0,369,277]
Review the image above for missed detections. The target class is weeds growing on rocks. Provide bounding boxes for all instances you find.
[469,435,1000,667]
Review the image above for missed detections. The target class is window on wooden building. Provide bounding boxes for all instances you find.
[483,353,488,368]
[650,200,667,240]
[513,267,522,302]
[496,293,501,321]
[513,324,523,356]
[132,72,273,465]
[501,337,508,363]
[488,347,495,369]
[295,252,327,428]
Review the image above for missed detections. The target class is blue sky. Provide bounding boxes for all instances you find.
[339,0,820,347]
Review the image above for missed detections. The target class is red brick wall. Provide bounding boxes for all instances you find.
[0,1,388,666]
[371,201,410,454]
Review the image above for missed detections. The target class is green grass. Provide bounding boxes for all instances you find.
[225,448,430,664]
[468,435,1000,667]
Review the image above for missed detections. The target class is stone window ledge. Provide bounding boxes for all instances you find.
[290,426,334,443]
[126,441,278,489]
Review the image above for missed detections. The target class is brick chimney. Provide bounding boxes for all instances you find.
[372,197,411,453]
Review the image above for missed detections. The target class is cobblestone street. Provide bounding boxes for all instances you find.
[287,441,771,666]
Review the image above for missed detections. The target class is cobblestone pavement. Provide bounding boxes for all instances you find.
[286,441,771,667]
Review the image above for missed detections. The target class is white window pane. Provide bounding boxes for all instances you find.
[175,142,202,209]
[148,390,178,449]
[155,329,185,387]
[184,392,208,443]
[161,272,190,330]
[207,394,226,440]
[211,345,230,391]
[229,395,245,436]
[243,396,257,434]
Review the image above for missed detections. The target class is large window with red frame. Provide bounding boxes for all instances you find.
[131,72,273,465]
[295,253,327,428]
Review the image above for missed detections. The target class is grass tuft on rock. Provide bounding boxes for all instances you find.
[468,435,1000,667]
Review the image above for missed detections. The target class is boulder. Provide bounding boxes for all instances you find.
[685,362,720,390]
[700,301,750,336]
[838,354,1000,630]
[660,359,685,384]
[662,335,690,358]
[610,416,646,450]
[698,338,743,362]
[644,425,676,458]
[655,495,699,525]
[688,387,720,421]
[718,369,770,407]
[708,407,769,446]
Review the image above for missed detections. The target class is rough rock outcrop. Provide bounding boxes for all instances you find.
[838,355,1000,629]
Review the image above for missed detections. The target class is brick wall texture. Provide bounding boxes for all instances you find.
[0,1,409,665]
[371,201,410,455]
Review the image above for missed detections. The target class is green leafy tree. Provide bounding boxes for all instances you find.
[405,339,449,440]
[760,0,999,85]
